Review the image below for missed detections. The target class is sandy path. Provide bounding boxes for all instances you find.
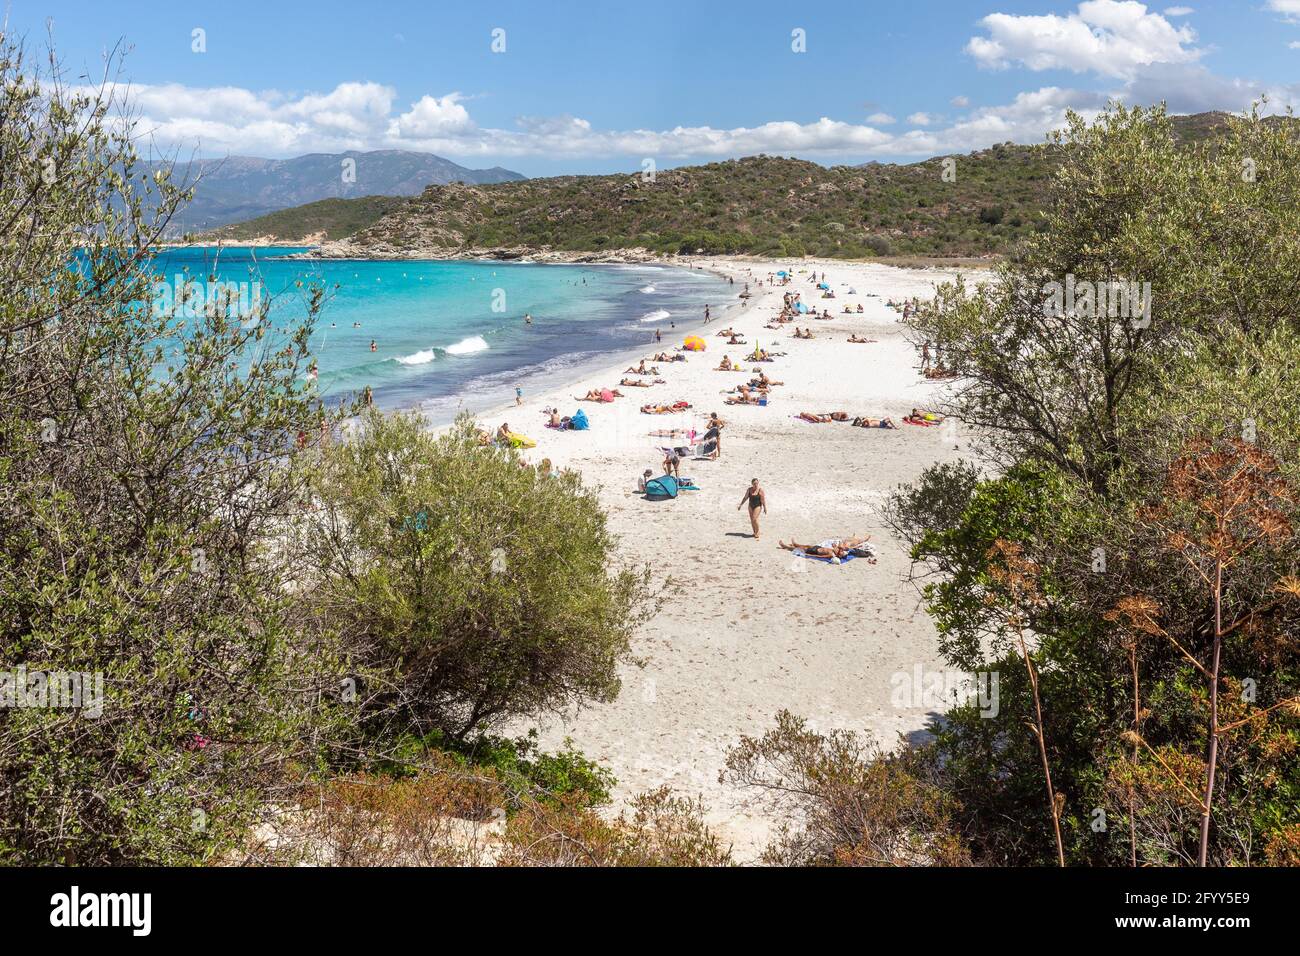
[457,256,977,860]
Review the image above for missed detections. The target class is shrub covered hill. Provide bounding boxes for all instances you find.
[213,111,1244,258]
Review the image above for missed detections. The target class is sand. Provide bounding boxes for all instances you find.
[453,256,977,861]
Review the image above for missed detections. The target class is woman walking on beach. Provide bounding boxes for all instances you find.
[737,477,767,540]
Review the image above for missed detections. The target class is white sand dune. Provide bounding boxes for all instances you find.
[455,256,980,861]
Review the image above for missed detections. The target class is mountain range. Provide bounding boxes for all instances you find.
[155,150,524,234]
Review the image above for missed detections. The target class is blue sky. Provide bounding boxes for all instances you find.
[13,0,1300,175]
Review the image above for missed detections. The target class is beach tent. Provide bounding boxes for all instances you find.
[817,282,830,290]
[643,475,680,500]
[570,408,589,430]
[795,301,808,314]
[776,270,788,277]
[683,335,707,351]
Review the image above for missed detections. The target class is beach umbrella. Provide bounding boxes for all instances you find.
[683,335,706,351]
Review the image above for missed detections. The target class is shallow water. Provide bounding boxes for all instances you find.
[145,247,731,419]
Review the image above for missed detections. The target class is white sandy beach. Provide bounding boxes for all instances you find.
[455,256,979,860]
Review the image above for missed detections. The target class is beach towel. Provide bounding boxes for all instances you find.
[904,416,938,427]
[791,550,856,564]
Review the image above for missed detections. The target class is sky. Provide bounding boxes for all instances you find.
[10,0,1300,175]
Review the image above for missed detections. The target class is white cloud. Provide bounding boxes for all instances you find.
[1291,41,1300,49]
[950,95,971,107]
[1267,1,1300,15]
[967,0,1201,79]
[103,63,1297,170]
[1119,62,1299,114]
[1163,6,1193,15]
[388,93,474,138]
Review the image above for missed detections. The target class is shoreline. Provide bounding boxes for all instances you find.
[424,254,978,860]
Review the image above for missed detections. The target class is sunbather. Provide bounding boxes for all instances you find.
[847,334,875,344]
[852,416,897,429]
[779,535,871,559]
[797,411,849,423]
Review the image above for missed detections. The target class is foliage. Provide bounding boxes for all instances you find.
[723,711,970,866]
[889,103,1300,866]
[291,409,656,743]
[0,34,346,864]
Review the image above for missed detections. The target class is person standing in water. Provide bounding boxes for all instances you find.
[737,477,767,540]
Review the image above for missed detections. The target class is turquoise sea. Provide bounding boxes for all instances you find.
[145,247,731,420]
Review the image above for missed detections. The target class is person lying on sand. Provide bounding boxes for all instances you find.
[910,408,944,423]
[725,394,764,406]
[715,328,736,338]
[475,428,493,446]
[779,535,871,560]
[924,366,958,380]
[797,411,849,423]
[576,388,624,401]
[751,372,783,388]
[620,377,656,387]
[847,334,876,343]
[641,402,692,414]
[852,416,897,429]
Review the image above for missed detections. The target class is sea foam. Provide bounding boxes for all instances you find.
[445,335,490,355]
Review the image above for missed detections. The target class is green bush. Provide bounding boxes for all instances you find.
[295,410,657,743]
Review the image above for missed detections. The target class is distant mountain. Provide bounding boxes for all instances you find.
[154,150,524,234]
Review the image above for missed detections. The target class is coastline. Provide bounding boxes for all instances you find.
[426,254,978,860]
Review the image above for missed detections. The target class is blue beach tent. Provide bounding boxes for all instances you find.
[570,408,590,430]
[643,475,679,500]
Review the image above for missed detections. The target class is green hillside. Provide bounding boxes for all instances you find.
[206,112,1251,257]
[201,195,408,242]
[351,148,1053,258]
